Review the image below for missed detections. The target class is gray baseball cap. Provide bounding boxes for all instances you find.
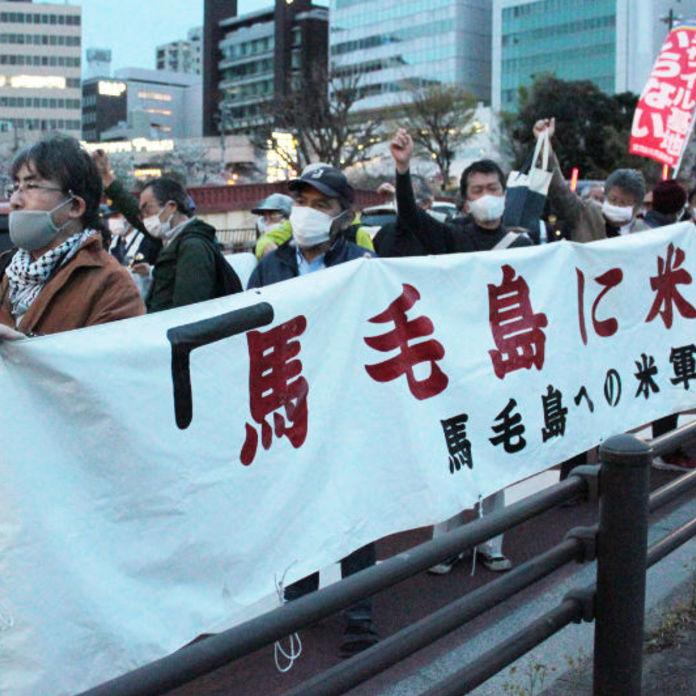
[251,193,293,217]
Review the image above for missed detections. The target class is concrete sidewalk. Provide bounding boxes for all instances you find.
[377,489,696,696]
[541,573,696,696]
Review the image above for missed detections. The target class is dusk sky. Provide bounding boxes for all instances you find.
[75,0,326,72]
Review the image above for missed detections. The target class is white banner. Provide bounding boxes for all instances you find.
[2,224,696,695]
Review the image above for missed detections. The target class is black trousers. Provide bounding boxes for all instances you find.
[284,542,375,625]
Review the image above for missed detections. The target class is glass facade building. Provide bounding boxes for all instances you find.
[497,0,616,111]
[493,0,696,112]
[329,0,492,111]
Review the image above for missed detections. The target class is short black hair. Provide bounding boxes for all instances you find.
[11,134,103,230]
[459,159,506,199]
[143,177,193,216]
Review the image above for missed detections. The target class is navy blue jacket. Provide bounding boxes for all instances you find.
[247,237,373,288]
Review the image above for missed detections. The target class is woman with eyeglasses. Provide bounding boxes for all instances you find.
[0,135,144,339]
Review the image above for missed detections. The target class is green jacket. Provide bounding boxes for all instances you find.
[254,215,374,259]
[146,218,218,313]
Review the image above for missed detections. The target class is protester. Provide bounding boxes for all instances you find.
[248,166,373,288]
[103,206,143,266]
[641,179,695,470]
[137,177,242,312]
[92,150,161,265]
[536,118,648,240]
[581,184,604,204]
[0,135,144,337]
[251,192,293,238]
[390,128,532,257]
[254,162,374,259]
[644,179,687,229]
[686,187,696,223]
[372,174,444,257]
[390,127,519,574]
[248,165,378,657]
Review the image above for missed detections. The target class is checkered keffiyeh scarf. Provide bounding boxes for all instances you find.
[4,229,97,321]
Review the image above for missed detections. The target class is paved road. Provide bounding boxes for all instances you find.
[167,467,686,696]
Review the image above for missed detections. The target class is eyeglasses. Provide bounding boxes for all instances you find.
[5,182,64,199]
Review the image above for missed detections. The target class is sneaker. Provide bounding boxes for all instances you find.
[652,453,696,471]
[339,621,379,658]
[428,553,464,575]
[479,552,512,572]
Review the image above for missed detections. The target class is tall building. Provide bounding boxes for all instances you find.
[202,0,328,136]
[493,0,696,112]
[81,76,127,142]
[156,27,202,75]
[329,0,492,112]
[0,0,82,137]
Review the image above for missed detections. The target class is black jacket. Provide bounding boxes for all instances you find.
[394,170,532,254]
[248,236,372,289]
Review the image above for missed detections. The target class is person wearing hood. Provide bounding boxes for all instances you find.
[247,166,373,288]
[138,177,241,312]
[644,179,687,229]
[390,128,532,255]
[534,118,648,241]
[0,135,144,338]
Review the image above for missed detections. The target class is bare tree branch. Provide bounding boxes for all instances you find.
[254,67,382,171]
[401,83,479,187]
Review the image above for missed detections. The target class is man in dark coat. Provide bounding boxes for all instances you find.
[138,177,241,312]
[248,165,378,657]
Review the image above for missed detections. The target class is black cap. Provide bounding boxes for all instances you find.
[288,166,355,209]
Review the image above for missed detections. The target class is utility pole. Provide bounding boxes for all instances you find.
[660,2,683,32]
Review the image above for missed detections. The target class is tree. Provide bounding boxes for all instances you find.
[501,76,659,181]
[400,83,479,188]
[254,67,382,172]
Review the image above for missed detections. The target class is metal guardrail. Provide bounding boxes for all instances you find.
[79,422,696,696]
[216,228,257,252]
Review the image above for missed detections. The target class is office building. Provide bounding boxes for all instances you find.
[0,0,82,137]
[493,0,696,111]
[81,76,127,142]
[82,68,202,142]
[329,0,492,112]
[202,0,328,136]
[156,27,202,75]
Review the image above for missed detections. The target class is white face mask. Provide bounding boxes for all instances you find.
[290,206,339,248]
[108,217,128,237]
[602,201,634,225]
[143,208,173,239]
[468,194,505,224]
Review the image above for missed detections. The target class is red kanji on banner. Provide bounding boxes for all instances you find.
[488,264,548,379]
[364,283,449,400]
[576,267,623,344]
[629,26,696,167]
[646,243,696,329]
[240,316,309,465]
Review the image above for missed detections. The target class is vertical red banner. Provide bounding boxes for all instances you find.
[629,25,696,168]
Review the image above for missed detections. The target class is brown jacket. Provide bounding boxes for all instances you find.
[0,235,145,336]
[548,151,648,243]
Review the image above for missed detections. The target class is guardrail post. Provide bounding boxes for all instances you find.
[593,434,651,696]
